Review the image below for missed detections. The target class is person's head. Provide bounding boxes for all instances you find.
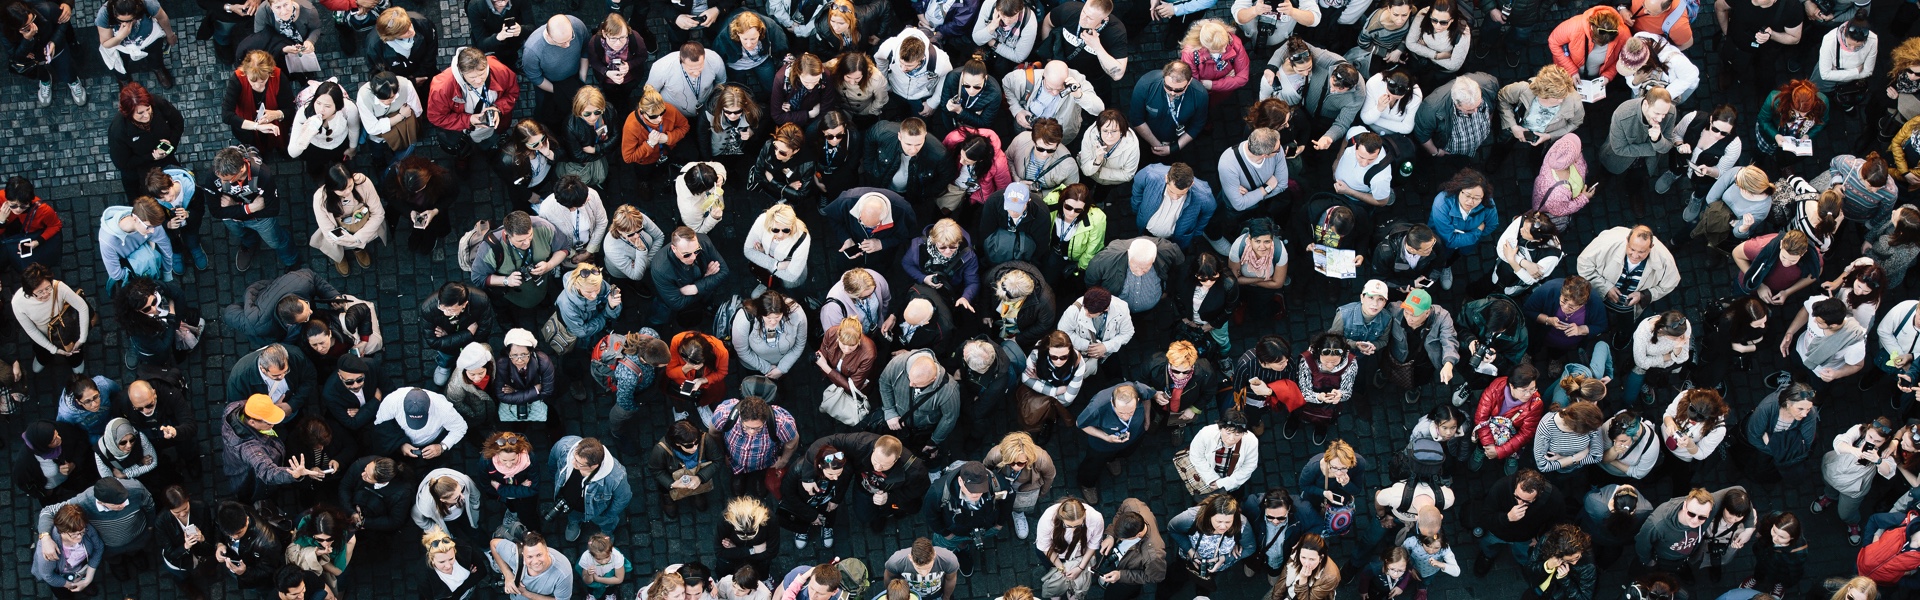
[1587,8,1621,44]
[1626,225,1656,263]
[1812,296,1850,333]
[1561,371,1608,405]
[1290,533,1330,572]
[1530,65,1577,104]
[106,0,149,22]
[360,457,397,485]
[273,565,310,600]
[1161,61,1194,96]
[1640,86,1675,123]
[1193,252,1226,286]
[805,564,844,599]
[372,8,416,43]
[422,529,461,574]
[729,565,761,598]
[872,435,905,471]
[1500,362,1541,400]
[1674,389,1729,431]
[1538,523,1590,565]
[724,495,770,538]
[1556,401,1606,435]
[1166,340,1199,374]
[1091,110,1131,148]
[1193,493,1242,535]
[1441,168,1489,212]
[636,85,667,122]
[1674,488,1715,528]
[826,0,858,36]
[1381,69,1416,113]
[1401,224,1438,257]
[649,572,688,600]
[679,40,708,78]
[1321,439,1357,474]
[1777,383,1818,422]
[1181,18,1235,55]
[519,531,554,574]
[1834,577,1878,600]
[1077,0,1112,29]
[831,51,876,87]
[52,504,87,545]
[1775,79,1828,125]
[1308,333,1350,371]
[455,47,490,88]
[1375,0,1413,28]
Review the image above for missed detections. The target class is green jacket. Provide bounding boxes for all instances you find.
[1050,203,1107,272]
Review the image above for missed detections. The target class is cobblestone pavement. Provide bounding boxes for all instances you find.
[0,0,1894,598]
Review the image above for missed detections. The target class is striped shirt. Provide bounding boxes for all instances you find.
[1531,413,1604,473]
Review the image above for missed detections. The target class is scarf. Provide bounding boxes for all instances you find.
[1803,317,1867,371]
[98,417,138,461]
[1240,239,1275,279]
[1039,352,1076,385]
[492,449,531,477]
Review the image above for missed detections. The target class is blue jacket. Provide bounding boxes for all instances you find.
[31,526,101,589]
[96,205,174,283]
[1130,164,1216,248]
[1127,72,1209,149]
[1427,191,1499,251]
[557,270,623,350]
[56,377,124,442]
[551,436,633,533]
[1522,277,1610,342]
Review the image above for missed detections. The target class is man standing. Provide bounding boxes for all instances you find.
[225,343,318,420]
[206,146,298,272]
[549,436,632,542]
[1576,225,1680,340]
[490,531,576,600]
[95,0,178,87]
[113,378,200,480]
[470,211,573,329]
[710,396,800,497]
[1636,488,1714,576]
[858,121,951,216]
[1212,128,1287,248]
[34,478,155,579]
[1473,469,1565,575]
[1128,63,1208,161]
[879,350,961,462]
[650,226,731,329]
[521,14,587,127]
[1036,0,1129,82]
[1129,163,1215,248]
[922,463,1009,576]
[373,387,467,464]
[221,268,343,347]
[645,41,726,118]
[427,46,521,163]
[221,395,328,501]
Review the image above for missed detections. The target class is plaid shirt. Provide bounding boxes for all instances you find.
[712,399,799,473]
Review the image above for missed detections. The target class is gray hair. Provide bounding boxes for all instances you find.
[1248,128,1280,155]
[1451,77,1482,108]
[963,340,998,373]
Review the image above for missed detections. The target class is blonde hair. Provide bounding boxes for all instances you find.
[723,495,771,536]
[762,203,804,235]
[648,573,687,600]
[573,85,608,116]
[1833,577,1880,600]
[1002,587,1036,600]
[239,50,278,81]
[1165,341,1197,368]
[842,269,876,295]
[929,219,964,247]
[1530,65,1576,100]
[997,269,1034,297]
[993,432,1037,466]
[834,317,863,346]
[1734,165,1772,195]
[636,85,666,116]
[571,264,605,292]
[1181,19,1234,54]
[421,528,458,558]
[729,11,766,40]
[375,7,412,41]
[612,204,646,234]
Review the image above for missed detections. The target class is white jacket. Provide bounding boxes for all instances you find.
[1186,424,1259,491]
[675,162,729,234]
[535,189,610,255]
[1077,125,1140,185]
[874,29,952,101]
[1618,32,1700,103]
[743,212,811,287]
[971,7,1038,64]
[1359,74,1421,135]
[1058,296,1134,369]
[355,78,423,139]
[411,468,481,533]
[374,387,470,449]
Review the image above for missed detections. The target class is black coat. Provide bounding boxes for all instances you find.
[111,373,199,453]
[362,11,440,80]
[338,455,416,534]
[463,0,531,57]
[858,121,952,204]
[982,261,1056,350]
[563,113,619,163]
[322,374,386,434]
[155,503,216,574]
[420,284,497,355]
[807,119,865,195]
[747,141,819,204]
[807,433,930,507]
[106,95,185,181]
[823,187,921,260]
[10,421,98,504]
[418,544,489,600]
[224,343,320,418]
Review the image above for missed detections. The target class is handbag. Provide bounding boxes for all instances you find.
[497,400,549,422]
[665,459,716,500]
[820,385,869,426]
[285,51,321,73]
[1169,449,1214,495]
[540,311,580,354]
[1038,565,1093,598]
[1016,386,1070,435]
[1378,351,1416,390]
[46,284,85,351]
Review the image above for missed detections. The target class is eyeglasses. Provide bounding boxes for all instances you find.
[509,352,533,360]
[934,244,961,251]
[621,229,645,238]
[1682,510,1709,520]
[1430,17,1452,25]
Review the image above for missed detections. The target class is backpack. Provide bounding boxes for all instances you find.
[588,328,659,392]
[1660,0,1699,36]
[712,294,744,342]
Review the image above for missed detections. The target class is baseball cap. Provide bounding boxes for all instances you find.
[1003,182,1031,212]
[956,461,992,495]
[404,389,431,429]
[244,394,286,425]
[93,478,129,505]
[1362,279,1389,298]
[1402,289,1433,315]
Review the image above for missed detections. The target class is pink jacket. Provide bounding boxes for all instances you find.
[943,126,1013,205]
[1533,134,1595,218]
[1181,36,1251,96]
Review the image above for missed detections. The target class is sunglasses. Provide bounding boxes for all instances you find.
[962,83,985,91]
[1034,145,1058,154]
[770,227,793,234]
[341,376,365,385]
[1062,203,1086,213]
[1166,83,1190,94]
[824,132,847,140]
[1683,510,1709,520]
[723,109,745,117]
[679,249,700,258]
[1049,354,1072,363]
[582,109,603,117]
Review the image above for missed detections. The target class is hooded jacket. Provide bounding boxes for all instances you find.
[942,127,1013,206]
[976,187,1052,269]
[220,400,297,497]
[878,350,961,445]
[1637,494,1708,564]
[97,205,175,283]
[1533,134,1595,220]
[424,51,520,134]
[221,269,343,348]
[411,467,481,533]
[923,465,1011,536]
[551,435,633,533]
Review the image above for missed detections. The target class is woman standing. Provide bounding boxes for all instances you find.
[1226,219,1287,319]
[1018,331,1094,439]
[156,485,215,599]
[492,329,556,427]
[1695,165,1774,247]
[561,86,615,188]
[93,417,156,480]
[476,431,542,532]
[1816,417,1898,545]
[1292,333,1356,445]
[221,50,295,156]
[585,14,646,114]
[498,120,559,213]
[1344,0,1414,77]
[1520,524,1595,600]
[412,470,483,546]
[287,507,357,586]
[676,162,728,234]
[1866,206,1920,288]
[1657,389,1728,497]
[744,204,811,291]
[716,495,779,576]
[383,156,454,259]
[288,81,361,177]
[1669,105,1742,217]
[1614,34,1697,104]
[107,83,180,199]
[1034,497,1103,600]
[771,53,835,127]
[1484,211,1561,298]
[1743,512,1807,598]
[699,84,767,178]
[1622,311,1691,405]
[557,265,624,397]
[418,528,487,600]
[1754,80,1830,173]
[985,432,1056,540]
[1179,19,1250,110]
[1427,169,1497,288]
[779,444,848,549]
[1,0,82,106]
[1696,296,1764,390]
[1267,533,1338,600]
[31,505,100,600]
[811,110,864,197]
[1403,0,1470,83]
[1160,494,1251,600]
[1532,134,1596,229]
[730,289,806,380]
[941,130,1012,215]
[1592,408,1659,487]
[747,124,819,207]
[11,263,88,374]
[1174,253,1238,361]
[604,205,666,299]
[1530,400,1606,494]
[1077,111,1140,205]
[815,316,874,405]
[309,164,385,276]
[827,52,888,128]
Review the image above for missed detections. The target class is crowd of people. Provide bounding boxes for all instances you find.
[9,0,1920,598]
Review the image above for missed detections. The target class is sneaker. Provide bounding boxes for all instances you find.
[958,551,975,577]
[1740,578,1756,590]
[794,533,810,549]
[565,520,582,542]
[1281,417,1299,440]
[1438,266,1454,290]
[31,358,42,374]
[36,82,50,106]
[1468,448,1485,471]
[1081,486,1101,505]
[191,246,209,271]
[68,82,85,105]
[1472,527,1486,539]
[1310,425,1329,446]
[1013,512,1031,539]
[71,362,83,374]
[235,247,254,272]
[1811,496,1833,513]
[1451,385,1472,406]
[434,366,452,387]
[1654,171,1678,194]
[1849,524,1863,546]
[821,527,835,548]
[1772,584,1786,598]
[155,65,175,89]
[1503,457,1519,475]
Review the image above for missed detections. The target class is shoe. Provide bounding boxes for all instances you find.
[1194,596,1209,600]
[1740,578,1756,590]
[958,551,975,577]
[1654,171,1678,194]
[432,239,447,261]
[571,384,589,402]
[1081,486,1101,505]
[191,247,209,270]
[794,533,810,549]
[1773,584,1786,598]
[235,248,254,272]
[31,359,42,374]
[71,362,83,374]
[355,249,372,268]
[1811,496,1833,513]
[1640,385,1656,405]
[1503,457,1518,475]
[662,499,680,518]
[1472,527,1485,538]
[821,527,834,548]
[1451,385,1472,406]
[36,82,50,106]
[1310,425,1329,446]
[1281,417,1299,440]
[1468,448,1485,471]
[1849,524,1864,546]
[565,520,582,542]
[155,65,175,89]
[1244,564,1257,578]
[334,259,351,275]
[434,366,451,386]
[173,254,187,274]
[1013,512,1030,539]
[1683,196,1706,223]
[1438,266,1454,290]
[69,82,86,105]
[1473,553,1495,577]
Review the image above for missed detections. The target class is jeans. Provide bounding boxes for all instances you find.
[28,47,75,86]
[222,218,298,267]
[1547,341,1613,407]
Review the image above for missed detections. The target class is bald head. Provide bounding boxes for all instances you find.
[908,355,941,387]
[1042,61,1070,90]
[1127,239,1157,275]
[128,381,156,412]
[545,15,574,47]
[857,194,890,228]
[904,298,934,326]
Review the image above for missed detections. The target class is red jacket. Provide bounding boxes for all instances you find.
[1548,6,1627,82]
[425,58,521,133]
[0,193,61,243]
[1181,35,1251,95]
[1859,513,1920,585]
[1473,377,1545,459]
